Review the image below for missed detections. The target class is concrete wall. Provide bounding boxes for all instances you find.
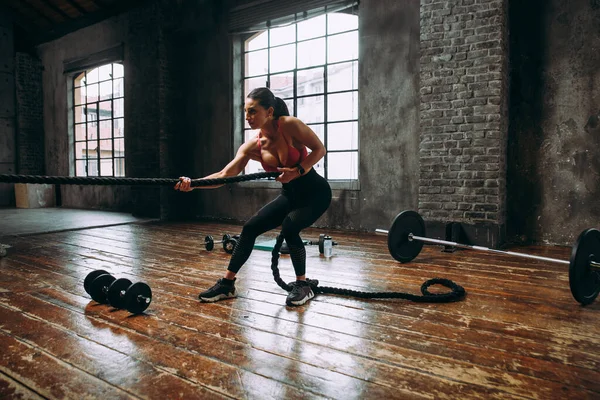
[508,0,600,245]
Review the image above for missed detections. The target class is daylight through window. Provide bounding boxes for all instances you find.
[73,63,125,177]
[243,11,359,180]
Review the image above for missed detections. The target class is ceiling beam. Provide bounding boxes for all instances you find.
[34,0,148,44]
[63,0,88,16]
[18,0,57,25]
[39,0,73,21]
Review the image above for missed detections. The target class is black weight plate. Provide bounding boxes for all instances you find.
[89,274,116,304]
[388,210,425,263]
[84,269,109,295]
[124,282,152,314]
[224,238,238,254]
[222,234,231,242]
[205,235,214,251]
[569,228,600,305]
[106,278,133,309]
[319,234,325,254]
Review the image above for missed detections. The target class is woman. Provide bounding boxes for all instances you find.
[175,87,332,306]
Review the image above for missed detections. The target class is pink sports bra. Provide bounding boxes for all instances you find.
[256,121,308,172]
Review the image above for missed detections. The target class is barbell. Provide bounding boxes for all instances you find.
[376,210,600,305]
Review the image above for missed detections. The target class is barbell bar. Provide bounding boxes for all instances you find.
[376,210,600,305]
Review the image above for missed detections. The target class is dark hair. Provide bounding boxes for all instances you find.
[247,87,290,119]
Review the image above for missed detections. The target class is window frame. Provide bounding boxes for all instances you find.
[70,62,125,178]
[232,10,360,191]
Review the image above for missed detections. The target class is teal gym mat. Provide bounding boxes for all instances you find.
[254,239,308,251]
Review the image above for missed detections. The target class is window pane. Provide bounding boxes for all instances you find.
[309,123,324,144]
[246,49,268,76]
[297,67,324,96]
[114,98,124,118]
[75,142,87,159]
[74,72,85,87]
[297,95,324,123]
[328,61,358,92]
[87,122,97,140]
[328,31,358,63]
[247,31,268,51]
[270,44,295,73]
[87,141,97,158]
[298,38,325,69]
[99,81,112,100]
[270,72,294,98]
[87,159,99,176]
[86,83,99,103]
[76,160,86,176]
[284,98,294,116]
[99,120,112,139]
[327,91,358,121]
[75,124,86,141]
[328,151,358,179]
[114,138,125,155]
[113,63,124,78]
[298,15,325,40]
[87,68,99,84]
[327,121,358,150]
[114,158,125,177]
[270,25,295,46]
[113,78,124,97]
[74,86,86,106]
[75,106,85,123]
[99,139,112,158]
[327,13,358,34]
[98,101,112,120]
[98,64,112,82]
[100,159,113,176]
[114,118,124,138]
[245,76,268,97]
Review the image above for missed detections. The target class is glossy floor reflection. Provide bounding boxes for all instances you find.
[1,217,600,399]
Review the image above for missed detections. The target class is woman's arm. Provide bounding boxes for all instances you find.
[175,139,259,191]
[279,116,326,177]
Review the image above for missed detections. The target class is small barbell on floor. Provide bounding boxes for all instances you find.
[203,234,240,254]
[84,269,152,314]
[375,210,600,305]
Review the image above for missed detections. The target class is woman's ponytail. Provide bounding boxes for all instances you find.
[273,97,290,119]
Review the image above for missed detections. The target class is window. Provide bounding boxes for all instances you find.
[72,63,125,177]
[241,11,359,180]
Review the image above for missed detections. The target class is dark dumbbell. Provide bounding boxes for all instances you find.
[106,278,152,314]
[84,270,152,314]
[203,234,240,254]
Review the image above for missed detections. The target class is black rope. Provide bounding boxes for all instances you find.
[270,233,466,303]
[0,172,279,187]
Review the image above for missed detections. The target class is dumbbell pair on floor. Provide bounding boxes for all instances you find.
[84,270,152,314]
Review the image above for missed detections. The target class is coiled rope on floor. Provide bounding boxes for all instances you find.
[269,233,466,303]
[0,172,279,187]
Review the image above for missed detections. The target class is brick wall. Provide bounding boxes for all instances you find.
[15,52,44,174]
[419,0,508,229]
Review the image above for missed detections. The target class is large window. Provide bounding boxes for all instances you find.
[242,11,359,180]
[72,63,125,177]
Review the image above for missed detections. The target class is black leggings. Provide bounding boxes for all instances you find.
[227,168,332,277]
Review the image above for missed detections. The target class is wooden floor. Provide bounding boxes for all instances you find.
[1,219,600,399]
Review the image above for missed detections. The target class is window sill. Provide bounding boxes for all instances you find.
[236,179,361,191]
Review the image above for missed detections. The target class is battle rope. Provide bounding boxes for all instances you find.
[270,233,466,303]
[0,172,279,187]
